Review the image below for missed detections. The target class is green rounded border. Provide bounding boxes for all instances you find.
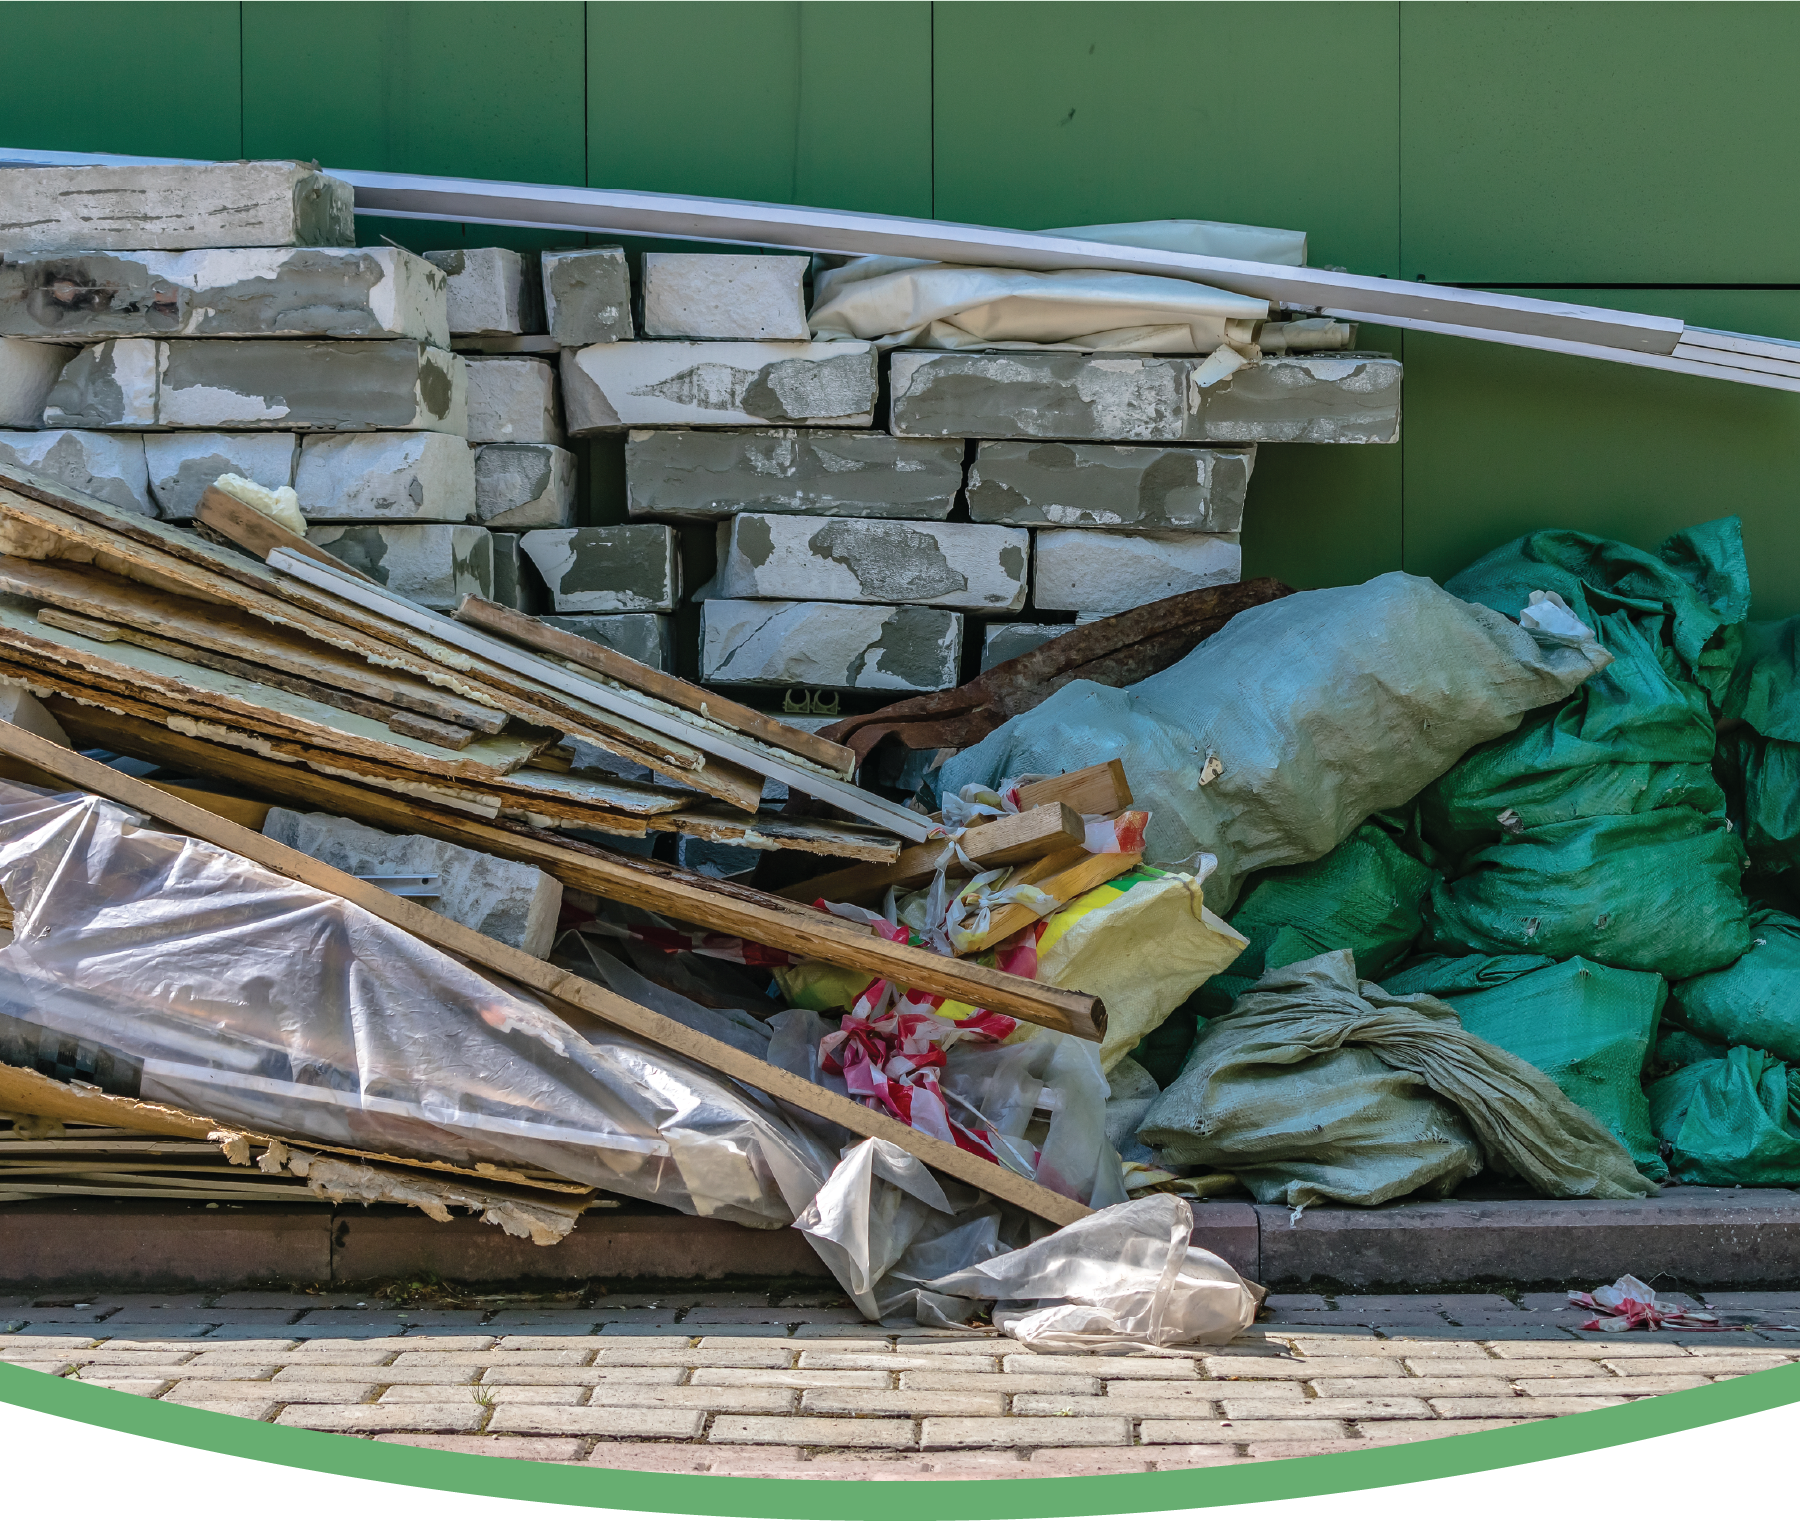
[2,1360,1795,1518]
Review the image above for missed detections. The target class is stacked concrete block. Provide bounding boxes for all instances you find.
[488,532,546,615]
[560,341,876,431]
[700,600,962,691]
[518,526,679,613]
[967,441,1253,531]
[144,432,297,520]
[473,442,576,528]
[541,248,632,346]
[0,336,75,426]
[1034,528,1241,615]
[306,523,493,610]
[0,428,152,515]
[421,248,542,336]
[544,613,673,673]
[465,357,563,444]
[294,432,475,522]
[641,254,810,341]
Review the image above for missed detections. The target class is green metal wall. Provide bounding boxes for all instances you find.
[8,2,1800,611]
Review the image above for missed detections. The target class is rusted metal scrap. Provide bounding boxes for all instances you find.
[821,578,1296,763]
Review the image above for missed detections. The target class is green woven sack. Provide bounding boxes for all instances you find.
[1646,1045,1800,1185]
[1382,954,1666,1180]
[1668,907,1800,1063]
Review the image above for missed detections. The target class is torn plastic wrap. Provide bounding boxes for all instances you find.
[0,784,837,1229]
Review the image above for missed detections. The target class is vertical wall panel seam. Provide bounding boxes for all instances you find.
[928,1,936,220]
[1396,0,1406,574]
[237,0,246,159]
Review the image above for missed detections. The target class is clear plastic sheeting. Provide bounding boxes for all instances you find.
[0,784,837,1229]
[924,1194,1261,1352]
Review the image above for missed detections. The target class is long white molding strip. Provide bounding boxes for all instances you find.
[264,548,936,844]
[0,144,1682,356]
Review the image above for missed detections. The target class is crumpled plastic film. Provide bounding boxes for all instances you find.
[0,784,836,1228]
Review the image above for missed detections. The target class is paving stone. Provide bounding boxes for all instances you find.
[278,1403,484,1433]
[922,1416,1131,1449]
[0,162,354,252]
[1431,1397,1625,1417]
[888,351,1403,444]
[967,441,1252,531]
[561,341,877,432]
[582,1386,794,1413]
[1285,1337,1411,1356]
[1002,1355,1200,1377]
[1014,1394,1220,1417]
[3,1361,73,1375]
[801,1389,1005,1417]
[1221,1396,1432,1420]
[1340,1294,1518,1312]
[802,1352,1001,1374]
[1203,1356,1401,1380]
[691,1369,891,1389]
[541,613,672,673]
[380,1383,580,1405]
[716,513,1029,612]
[273,1365,458,1384]
[293,430,475,524]
[71,1376,171,1395]
[0,336,76,426]
[1245,1439,1369,1459]
[1351,1419,1534,1446]
[474,442,576,528]
[0,1336,100,1351]
[185,1353,321,1372]
[900,1372,1099,1394]
[378,1433,585,1461]
[711,1415,914,1448]
[1698,1291,1800,1311]
[596,1347,794,1370]
[980,622,1068,671]
[264,807,561,956]
[465,357,562,445]
[1311,1379,1514,1399]
[642,253,810,341]
[0,428,151,515]
[500,1335,635,1351]
[468,1366,684,1387]
[1033,528,1239,615]
[540,248,632,347]
[69,1326,216,1341]
[519,525,678,613]
[171,1378,376,1402]
[1607,1356,1793,1376]
[699,599,962,691]
[1145,1445,1268,1468]
[422,249,541,337]
[1101,1379,1234,1397]
[1263,1295,1334,1312]
[1405,1359,1586,1379]
[1486,1340,1682,1360]
[306,522,492,610]
[390,1349,591,1368]
[167,1398,279,1421]
[626,427,962,522]
[58,1348,201,1366]
[1140,1419,1347,1444]
[0,246,446,343]
[142,431,298,520]
[966,1450,1161,1476]
[1516,1376,1711,1396]
[490,1405,706,1438]
[45,338,467,433]
[581,1442,800,1473]
[78,1363,264,1381]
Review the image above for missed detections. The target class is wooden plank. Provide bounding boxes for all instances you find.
[779,803,1084,904]
[0,721,1089,1227]
[196,484,375,582]
[456,595,857,778]
[40,703,1103,1043]
[142,781,272,831]
[958,848,1142,955]
[644,808,902,863]
[1015,759,1134,817]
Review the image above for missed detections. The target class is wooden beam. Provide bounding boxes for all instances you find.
[1015,760,1134,817]
[196,485,375,583]
[0,719,1087,1228]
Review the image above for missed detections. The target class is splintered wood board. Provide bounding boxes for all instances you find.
[645,808,904,862]
[197,485,376,581]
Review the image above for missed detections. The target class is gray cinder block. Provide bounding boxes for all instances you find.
[542,613,673,672]
[1033,529,1241,615]
[0,247,448,344]
[888,351,1402,444]
[0,335,75,426]
[305,522,493,610]
[473,442,576,529]
[464,357,563,444]
[560,341,876,432]
[541,247,632,347]
[0,428,151,516]
[295,432,476,522]
[143,432,297,520]
[980,622,1070,670]
[967,441,1253,532]
[700,599,962,691]
[715,513,1028,612]
[0,162,354,252]
[263,807,561,956]
[488,532,547,615]
[518,525,679,613]
[43,339,468,433]
[421,248,543,336]
[625,428,963,521]
[641,253,810,341]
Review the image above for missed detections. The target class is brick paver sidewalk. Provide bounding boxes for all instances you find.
[4,1287,1796,1478]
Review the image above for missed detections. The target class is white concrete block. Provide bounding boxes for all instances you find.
[263,808,561,956]
[421,248,542,336]
[473,442,577,528]
[305,523,493,610]
[0,336,76,426]
[295,432,476,522]
[1033,530,1242,615]
[700,600,962,691]
[560,341,875,432]
[967,441,1253,531]
[518,526,678,613]
[641,254,810,341]
[715,513,1029,612]
[0,429,151,516]
[465,357,563,444]
[541,248,632,346]
[542,614,672,672]
[979,622,1069,670]
[143,432,298,520]
[0,162,354,251]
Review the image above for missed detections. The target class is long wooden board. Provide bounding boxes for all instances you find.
[0,720,1087,1228]
[196,485,376,582]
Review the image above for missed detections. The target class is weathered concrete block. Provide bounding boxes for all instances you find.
[0,247,448,343]
[700,600,962,691]
[420,248,542,336]
[305,523,493,610]
[641,254,810,341]
[43,339,468,434]
[979,622,1069,671]
[0,162,354,252]
[0,429,151,516]
[295,432,475,522]
[263,807,561,956]
[143,432,297,520]
[0,335,75,426]
[625,428,962,521]
[488,532,546,615]
[543,614,672,672]
[968,441,1253,531]
[560,341,875,432]
[518,526,679,613]
[541,248,632,347]
[465,357,562,444]
[716,513,1028,612]
[1033,529,1241,615]
[889,351,1402,444]
[473,442,576,529]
